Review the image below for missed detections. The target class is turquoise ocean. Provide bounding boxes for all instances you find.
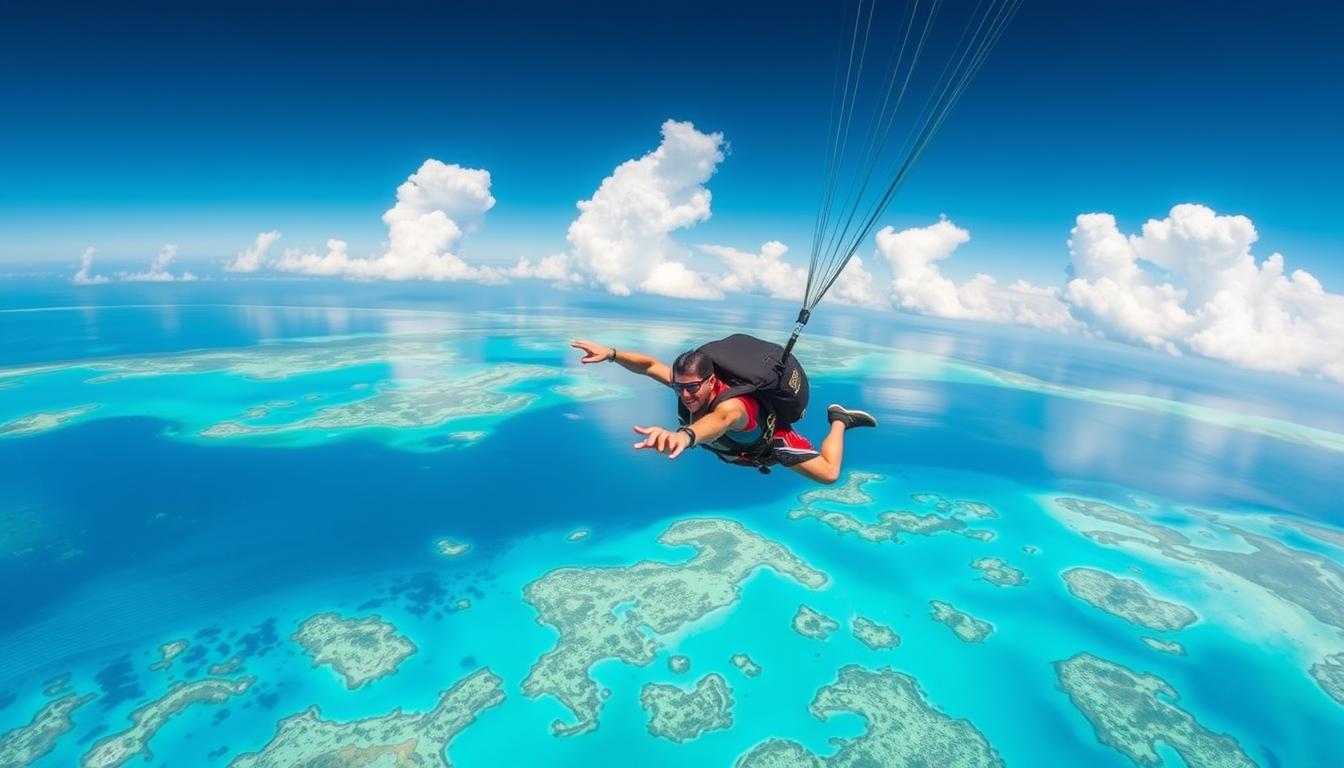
[1,280,1341,766]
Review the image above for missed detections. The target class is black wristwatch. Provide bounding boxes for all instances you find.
[677,426,697,447]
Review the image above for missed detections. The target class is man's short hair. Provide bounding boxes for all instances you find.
[673,349,714,379]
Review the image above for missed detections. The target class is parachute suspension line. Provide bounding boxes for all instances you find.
[805,35,845,306]
[808,0,939,312]
[798,0,1022,322]
[807,0,878,305]
[814,0,939,303]
[832,0,1022,288]
[816,0,1022,305]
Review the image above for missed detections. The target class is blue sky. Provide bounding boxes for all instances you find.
[1,0,1340,289]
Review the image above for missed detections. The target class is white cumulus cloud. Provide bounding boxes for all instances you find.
[1064,213,1193,352]
[699,240,887,309]
[72,246,108,285]
[1065,204,1344,381]
[272,160,499,282]
[120,244,198,282]
[877,217,1076,330]
[272,239,357,276]
[227,230,281,273]
[829,256,890,310]
[639,260,724,300]
[556,119,727,298]
[505,253,582,285]
[702,241,805,301]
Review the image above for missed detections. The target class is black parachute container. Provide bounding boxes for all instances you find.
[679,334,809,427]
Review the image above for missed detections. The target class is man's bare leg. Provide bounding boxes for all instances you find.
[789,421,847,485]
[789,405,876,485]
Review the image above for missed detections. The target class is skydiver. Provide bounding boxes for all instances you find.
[571,339,876,484]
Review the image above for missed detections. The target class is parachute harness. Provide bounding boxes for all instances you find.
[681,381,782,474]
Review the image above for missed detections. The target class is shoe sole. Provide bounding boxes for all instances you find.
[827,404,876,426]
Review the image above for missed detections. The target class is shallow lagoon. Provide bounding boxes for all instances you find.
[2,281,1341,766]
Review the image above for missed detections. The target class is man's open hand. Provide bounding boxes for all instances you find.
[633,425,692,459]
[572,339,614,364]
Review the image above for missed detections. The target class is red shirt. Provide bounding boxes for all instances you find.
[708,378,760,432]
[692,379,816,465]
[703,378,807,442]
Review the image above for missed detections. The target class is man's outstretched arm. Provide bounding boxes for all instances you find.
[634,399,748,459]
[572,339,672,386]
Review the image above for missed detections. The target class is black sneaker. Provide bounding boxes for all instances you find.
[827,404,877,430]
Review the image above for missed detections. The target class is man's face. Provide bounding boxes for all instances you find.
[674,371,715,413]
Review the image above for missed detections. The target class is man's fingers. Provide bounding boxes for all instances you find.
[572,340,603,364]
[632,426,687,456]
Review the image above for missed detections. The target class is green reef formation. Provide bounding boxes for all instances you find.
[1273,516,1344,549]
[1054,498,1344,634]
[230,669,504,767]
[83,336,462,382]
[735,665,1002,767]
[0,405,97,438]
[1061,567,1197,631]
[83,677,254,768]
[793,605,840,641]
[930,600,994,643]
[0,692,94,767]
[1141,637,1187,656]
[209,656,245,676]
[292,613,417,690]
[912,494,998,519]
[639,673,734,743]
[552,381,624,400]
[731,654,761,677]
[434,537,470,557]
[970,557,1027,586]
[797,471,885,507]
[1310,652,1344,706]
[851,616,900,650]
[521,517,826,736]
[201,363,561,440]
[668,655,691,674]
[789,472,996,543]
[0,332,625,449]
[41,675,70,697]
[148,639,189,671]
[1054,653,1255,767]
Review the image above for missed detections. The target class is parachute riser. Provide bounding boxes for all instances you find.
[780,307,811,368]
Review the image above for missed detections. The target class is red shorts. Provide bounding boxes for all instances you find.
[754,427,818,468]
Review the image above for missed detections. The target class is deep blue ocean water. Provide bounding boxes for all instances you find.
[1,280,1341,766]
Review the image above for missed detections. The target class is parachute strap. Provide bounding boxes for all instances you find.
[706,408,778,474]
[679,384,778,465]
[781,308,811,363]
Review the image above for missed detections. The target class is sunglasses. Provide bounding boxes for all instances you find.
[673,378,710,395]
